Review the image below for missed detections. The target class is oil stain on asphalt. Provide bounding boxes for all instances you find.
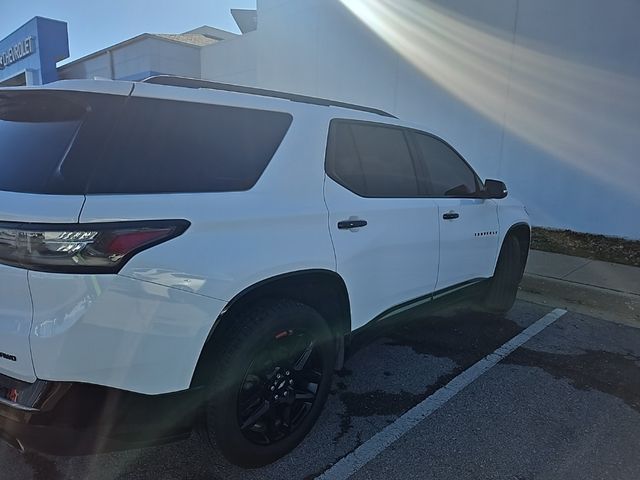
[384,310,523,364]
[332,308,528,440]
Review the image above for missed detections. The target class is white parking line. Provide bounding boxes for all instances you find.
[317,308,568,480]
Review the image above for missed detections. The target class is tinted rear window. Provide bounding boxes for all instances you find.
[0,92,89,194]
[88,98,293,194]
[0,91,292,195]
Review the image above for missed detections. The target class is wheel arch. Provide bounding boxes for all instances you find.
[190,269,351,387]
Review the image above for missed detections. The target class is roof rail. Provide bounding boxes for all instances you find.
[141,75,397,118]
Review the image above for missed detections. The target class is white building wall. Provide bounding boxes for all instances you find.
[200,31,258,85]
[59,51,112,80]
[59,37,202,81]
[202,0,640,238]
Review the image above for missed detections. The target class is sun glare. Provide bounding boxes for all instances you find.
[338,0,640,193]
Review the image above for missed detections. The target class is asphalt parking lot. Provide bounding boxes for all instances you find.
[2,297,640,480]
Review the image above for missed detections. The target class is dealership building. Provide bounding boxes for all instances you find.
[0,13,253,86]
[1,0,639,239]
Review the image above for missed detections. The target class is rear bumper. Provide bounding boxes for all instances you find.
[0,373,204,455]
[27,272,227,395]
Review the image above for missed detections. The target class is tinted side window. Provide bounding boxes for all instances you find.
[0,119,80,193]
[0,91,122,195]
[329,122,419,197]
[88,98,292,194]
[329,121,367,195]
[413,132,478,197]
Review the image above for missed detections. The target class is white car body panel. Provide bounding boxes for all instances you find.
[28,272,226,395]
[324,177,440,329]
[435,198,500,290]
[79,191,336,304]
[0,191,85,223]
[0,265,36,382]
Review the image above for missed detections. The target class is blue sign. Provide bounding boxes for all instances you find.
[0,17,69,85]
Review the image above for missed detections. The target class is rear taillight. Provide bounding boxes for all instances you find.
[0,220,189,274]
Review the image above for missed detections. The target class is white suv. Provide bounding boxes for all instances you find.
[0,76,529,467]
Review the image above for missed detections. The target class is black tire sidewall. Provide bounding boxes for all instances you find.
[485,235,522,312]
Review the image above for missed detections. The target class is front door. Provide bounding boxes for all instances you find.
[436,198,499,289]
[409,131,499,291]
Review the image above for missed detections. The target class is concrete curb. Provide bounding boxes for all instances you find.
[519,274,640,327]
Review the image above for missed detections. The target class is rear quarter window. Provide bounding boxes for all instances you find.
[87,98,293,194]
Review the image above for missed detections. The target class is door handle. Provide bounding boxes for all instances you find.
[338,219,368,229]
[442,212,460,220]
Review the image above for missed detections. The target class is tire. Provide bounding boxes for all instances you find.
[200,299,335,468]
[483,235,523,313]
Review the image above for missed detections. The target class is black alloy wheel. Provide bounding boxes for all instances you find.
[237,329,324,445]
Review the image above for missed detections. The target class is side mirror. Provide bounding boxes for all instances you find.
[484,179,508,199]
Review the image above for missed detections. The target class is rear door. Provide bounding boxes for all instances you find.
[410,131,499,291]
[324,120,440,329]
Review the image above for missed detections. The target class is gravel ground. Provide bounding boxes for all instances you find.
[531,227,640,267]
